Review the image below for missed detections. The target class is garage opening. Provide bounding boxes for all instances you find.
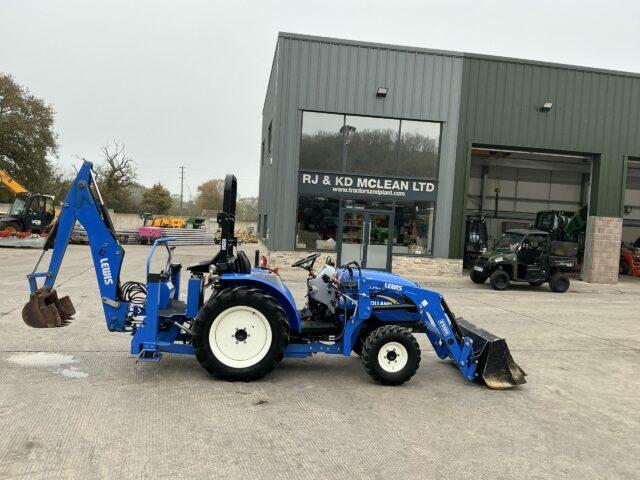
[465,147,592,269]
[623,158,640,245]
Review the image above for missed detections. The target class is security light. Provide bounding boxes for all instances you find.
[624,205,633,214]
[376,87,388,98]
[540,101,553,112]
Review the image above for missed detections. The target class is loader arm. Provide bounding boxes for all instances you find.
[25,161,130,331]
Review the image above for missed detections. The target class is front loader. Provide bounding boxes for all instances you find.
[22,160,525,388]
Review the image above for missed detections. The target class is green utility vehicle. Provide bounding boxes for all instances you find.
[470,229,576,293]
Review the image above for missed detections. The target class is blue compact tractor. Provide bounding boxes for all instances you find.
[22,161,525,388]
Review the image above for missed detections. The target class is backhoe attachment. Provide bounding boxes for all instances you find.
[22,160,125,331]
[457,318,526,389]
[22,286,76,328]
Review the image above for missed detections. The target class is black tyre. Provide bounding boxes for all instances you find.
[361,325,421,386]
[489,270,510,291]
[620,260,631,276]
[0,221,22,233]
[528,280,545,287]
[470,269,488,284]
[192,287,289,381]
[351,325,375,357]
[549,272,570,293]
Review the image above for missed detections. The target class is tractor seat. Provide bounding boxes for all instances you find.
[235,251,252,273]
[187,258,215,274]
[187,250,252,274]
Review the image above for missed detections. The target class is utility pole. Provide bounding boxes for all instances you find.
[179,166,185,215]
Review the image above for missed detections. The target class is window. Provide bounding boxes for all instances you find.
[344,116,399,175]
[299,112,344,172]
[267,122,272,154]
[392,201,435,256]
[262,214,268,239]
[398,120,440,179]
[298,111,441,179]
[261,140,265,166]
[44,197,54,215]
[10,197,27,215]
[296,195,339,250]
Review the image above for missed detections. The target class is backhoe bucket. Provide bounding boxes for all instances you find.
[457,318,526,389]
[22,287,76,328]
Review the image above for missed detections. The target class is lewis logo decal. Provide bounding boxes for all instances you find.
[100,258,113,285]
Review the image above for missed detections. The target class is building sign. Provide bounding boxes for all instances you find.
[298,171,437,201]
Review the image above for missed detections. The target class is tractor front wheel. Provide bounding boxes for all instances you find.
[192,287,289,381]
[489,270,510,291]
[361,325,421,386]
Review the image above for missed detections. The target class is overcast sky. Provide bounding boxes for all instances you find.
[2,0,639,198]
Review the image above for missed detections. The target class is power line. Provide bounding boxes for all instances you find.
[179,165,185,215]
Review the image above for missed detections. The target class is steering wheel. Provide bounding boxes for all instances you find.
[292,252,321,270]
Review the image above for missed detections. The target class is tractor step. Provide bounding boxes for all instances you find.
[300,319,342,337]
[158,299,186,320]
[137,350,162,362]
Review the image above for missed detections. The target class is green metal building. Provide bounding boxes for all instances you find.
[259,33,640,282]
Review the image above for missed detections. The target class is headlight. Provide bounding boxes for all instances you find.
[494,257,504,263]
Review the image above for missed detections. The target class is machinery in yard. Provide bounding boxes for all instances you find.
[0,169,57,233]
[619,242,640,277]
[534,206,587,259]
[21,160,525,388]
[463,214,488,269]
[470,229,575,293]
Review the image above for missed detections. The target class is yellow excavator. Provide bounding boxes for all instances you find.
[0,169,57,233]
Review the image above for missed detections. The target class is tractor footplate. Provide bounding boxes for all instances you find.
[457,318,526,389]
[22,287,76,328]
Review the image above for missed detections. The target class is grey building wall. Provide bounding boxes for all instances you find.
[260,32,463,257]
[258,42,281,244]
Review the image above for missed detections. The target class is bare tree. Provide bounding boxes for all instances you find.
[98,140,137,189]
[96,140,139,213]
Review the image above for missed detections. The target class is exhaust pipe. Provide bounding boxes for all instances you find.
[22,287,76,328]
[457,318,526,389]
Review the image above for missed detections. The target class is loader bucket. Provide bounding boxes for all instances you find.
[457,318,526,389]
[22,287,76,328]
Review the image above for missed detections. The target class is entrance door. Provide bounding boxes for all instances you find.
[338,209,393,271]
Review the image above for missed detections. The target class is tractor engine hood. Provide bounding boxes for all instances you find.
[338,269,420,288]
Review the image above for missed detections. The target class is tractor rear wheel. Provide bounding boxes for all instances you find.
[362,325,421,386]
[549,272,570,293]
[489,270,510,291]
[192,287,289,381]
[470,270,488,284]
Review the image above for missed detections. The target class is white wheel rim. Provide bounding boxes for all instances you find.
[208,306,272,368]
[378,341,409,373]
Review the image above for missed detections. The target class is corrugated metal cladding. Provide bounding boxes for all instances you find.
[450,56,640,257]
[258,43,280,241]
[259,32,463,256]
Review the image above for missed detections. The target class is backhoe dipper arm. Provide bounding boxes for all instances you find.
[27,161,129,331]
